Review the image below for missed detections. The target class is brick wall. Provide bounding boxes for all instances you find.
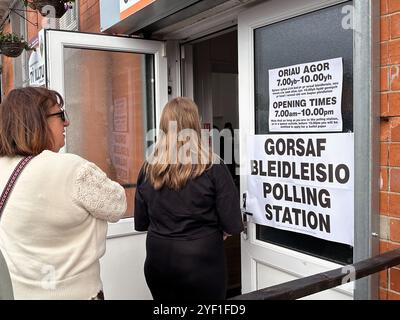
[79,0,100,32]
[380,0,400,300]
[27,9,41,43]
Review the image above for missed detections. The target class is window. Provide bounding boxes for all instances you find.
[253,2,354,264]
[62,48,155,218]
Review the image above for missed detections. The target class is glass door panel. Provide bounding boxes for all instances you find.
[45,30,167,221]
[63,48,155,218]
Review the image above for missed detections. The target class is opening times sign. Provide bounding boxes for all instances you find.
[246,133,354,246]
[269,58,343,132]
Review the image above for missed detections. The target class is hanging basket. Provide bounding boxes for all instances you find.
[27,0,69,18]
[0,42,25,58]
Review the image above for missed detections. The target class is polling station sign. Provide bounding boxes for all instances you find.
[246,133,354,246]
[269,58,343,132]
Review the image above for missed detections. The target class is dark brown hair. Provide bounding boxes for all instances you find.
[0,87,64,156]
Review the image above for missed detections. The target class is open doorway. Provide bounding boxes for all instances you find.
[186,29,241,297]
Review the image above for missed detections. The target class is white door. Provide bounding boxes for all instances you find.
[45,30,168,299]
[238,0,354,299]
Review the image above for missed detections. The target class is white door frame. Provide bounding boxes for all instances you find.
[238,0,357,299]
[44,30,168,299]
[45,29,168,237]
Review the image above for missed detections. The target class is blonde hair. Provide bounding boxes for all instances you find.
[145,97,215,190]
[0,87,64,156]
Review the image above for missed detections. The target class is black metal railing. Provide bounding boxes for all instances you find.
[230,248,400,300]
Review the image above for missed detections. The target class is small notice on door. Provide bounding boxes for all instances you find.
[268,58,343,132]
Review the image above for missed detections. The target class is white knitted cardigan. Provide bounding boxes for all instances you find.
[0,150,127,299]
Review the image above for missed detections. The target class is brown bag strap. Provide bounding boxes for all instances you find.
[0,156,34,219]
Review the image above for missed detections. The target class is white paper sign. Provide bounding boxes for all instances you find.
[246,133,354,246]
[268,58,343,132]
[28,51,45,86]
[28,30,45,86]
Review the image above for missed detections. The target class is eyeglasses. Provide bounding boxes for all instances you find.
[47,109,68,122]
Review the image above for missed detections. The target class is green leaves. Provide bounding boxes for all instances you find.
[0,32,25,44]
[0,33,35,57]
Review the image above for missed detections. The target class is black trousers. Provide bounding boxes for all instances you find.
[144,232,227,300]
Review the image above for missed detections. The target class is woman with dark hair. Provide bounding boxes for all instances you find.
[134,97,243,300]
[0,87,127,299]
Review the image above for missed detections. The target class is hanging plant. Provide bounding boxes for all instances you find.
[22,0,75,19]
[0,33,35,58]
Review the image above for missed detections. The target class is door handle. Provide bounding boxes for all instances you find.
[242,192,248,240]
[242,209,248,240]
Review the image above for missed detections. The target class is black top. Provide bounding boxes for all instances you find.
[134,162,243,240]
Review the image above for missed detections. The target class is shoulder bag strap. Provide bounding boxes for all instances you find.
[0,156,34,219]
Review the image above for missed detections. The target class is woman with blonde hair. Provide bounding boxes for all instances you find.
[134,97,243,300]
[0,87,127,299]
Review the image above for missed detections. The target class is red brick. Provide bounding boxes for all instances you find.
[382,0,388,15]
[388,241,400,251]
[391,14,400,39]
[383,16,390,41]
[382,42,389,66]
[381,117,390,141]
[390,218,400,241]
[90,3,99,15]
[391,118,400,142]
[382,143,389,165]
[79,0,100,33]
[381,94,389,116]
[380,270,388,288]
[379,240,400,253]
[388,193,400,217]
[80,1,88,14]
[389,0,400,14]
[390,168,400,192]
[390,268,400,292]
[389,143,400,166]
[382,67,389,91]
[380,239,390,253]
[390,65,400,90]
[388,290,400,299]
[381,191,390,215]
[382,168,389,191]
[88,0,97,8]
[380,288,388,300]
[389,39,400,64]
[388,92,400,116]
